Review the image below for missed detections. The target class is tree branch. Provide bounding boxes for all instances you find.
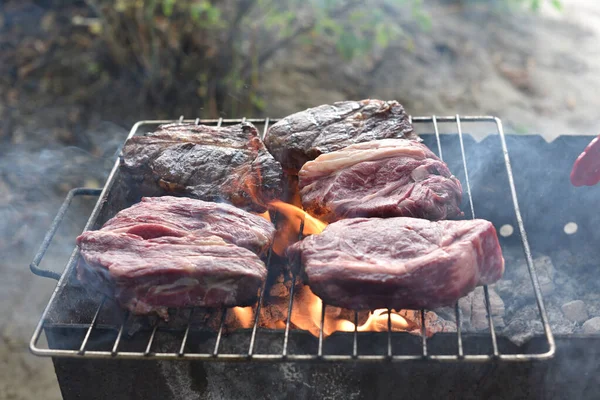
[240,0,362,79]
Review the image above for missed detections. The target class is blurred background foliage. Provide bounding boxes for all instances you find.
[80,0,431,117]
[1,0,561,122]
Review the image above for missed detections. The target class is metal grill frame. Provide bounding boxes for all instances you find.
[29,115,556,362]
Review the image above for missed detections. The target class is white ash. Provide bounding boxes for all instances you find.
[561,300,589,324]
[582,317,600,334]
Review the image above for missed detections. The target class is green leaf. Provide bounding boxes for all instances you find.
[162,0,175,17]
[530,0,541,11]
[551,0,562,11]
[375,25,390,48]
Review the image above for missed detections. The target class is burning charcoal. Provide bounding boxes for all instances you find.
[561,300,589,324]
[398,310,457,336]
[502,303,576,345]
[458,286,505,331]
[496,256,555,304]
[582,317,600,334]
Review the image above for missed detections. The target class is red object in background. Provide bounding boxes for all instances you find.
[571,134,600,187]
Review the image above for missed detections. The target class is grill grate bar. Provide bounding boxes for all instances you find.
[247,117,273,357]
[455,303,464,357]
[213,308,227,357]
[494,117,555,357]
[456,115,475,219]
[282,220,305,357]
[248,244,274,357]
[484,285,499,357]
[178,308,195,356]
[28,115,555,362]
[455,114,500,356]
[78,296,106,354]
[432,115,443,160]
[144,322,159,356]
[282,272,297,357]
[111,311,129,356]
[433,118,467,358]
[420,310,428,357]
[318,302,326,357]
[387,308,392,358]
[352,311,358,358]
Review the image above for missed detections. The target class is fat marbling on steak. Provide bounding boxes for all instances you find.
[99,196,275,255]
[288,217,504,311]
[76,196,275,319]
[298,139,463,222]
[120,122,283,213]
[264,99,418,173]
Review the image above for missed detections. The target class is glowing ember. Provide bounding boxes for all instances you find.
[232,306,254,328]
[268,200,327,255]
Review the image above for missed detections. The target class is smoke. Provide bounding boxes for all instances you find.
[0,119,128,398]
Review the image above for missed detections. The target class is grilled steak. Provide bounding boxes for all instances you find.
[99,196,275,255]
[288,217,504,311]
[298,139,463,222]
[77,234,267,319]
[264,99,418,174]
[76,197,275,318]
[120,122,283,212]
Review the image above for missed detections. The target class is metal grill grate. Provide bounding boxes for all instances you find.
[29,116,555,362]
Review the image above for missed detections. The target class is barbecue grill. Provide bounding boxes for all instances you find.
[29,115,592,399]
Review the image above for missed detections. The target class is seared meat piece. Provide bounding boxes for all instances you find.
[76,196,275,318]
[100,196,275,255]
[77,234,267,320]
[288,217,504,311]
[264,99,418,174]
[298,139,463,222]
[121,122,283,212]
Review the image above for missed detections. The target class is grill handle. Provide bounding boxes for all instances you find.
[30,187,102,280]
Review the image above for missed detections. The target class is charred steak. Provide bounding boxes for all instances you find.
[288,217,504,311]
[120,122,283,212]
[264,99,418,174]
[76,197,275,318]
[298,139,463,222]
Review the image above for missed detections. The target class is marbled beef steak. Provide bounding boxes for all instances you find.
[76,197,275,319]
[98,196,275,255]
[288,217,504,311]
[298,139,463,222]
[264,99,418,174]
[120,122,283,213]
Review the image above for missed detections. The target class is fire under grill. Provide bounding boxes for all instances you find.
[29,116,555,363]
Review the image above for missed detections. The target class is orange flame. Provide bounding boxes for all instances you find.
[268,200,327,256]
[289,285,412,337]
[232,306,254,328]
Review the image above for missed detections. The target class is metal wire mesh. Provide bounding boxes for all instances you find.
[29,116,555,362]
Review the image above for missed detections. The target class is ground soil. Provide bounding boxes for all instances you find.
[1,1,599,398]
